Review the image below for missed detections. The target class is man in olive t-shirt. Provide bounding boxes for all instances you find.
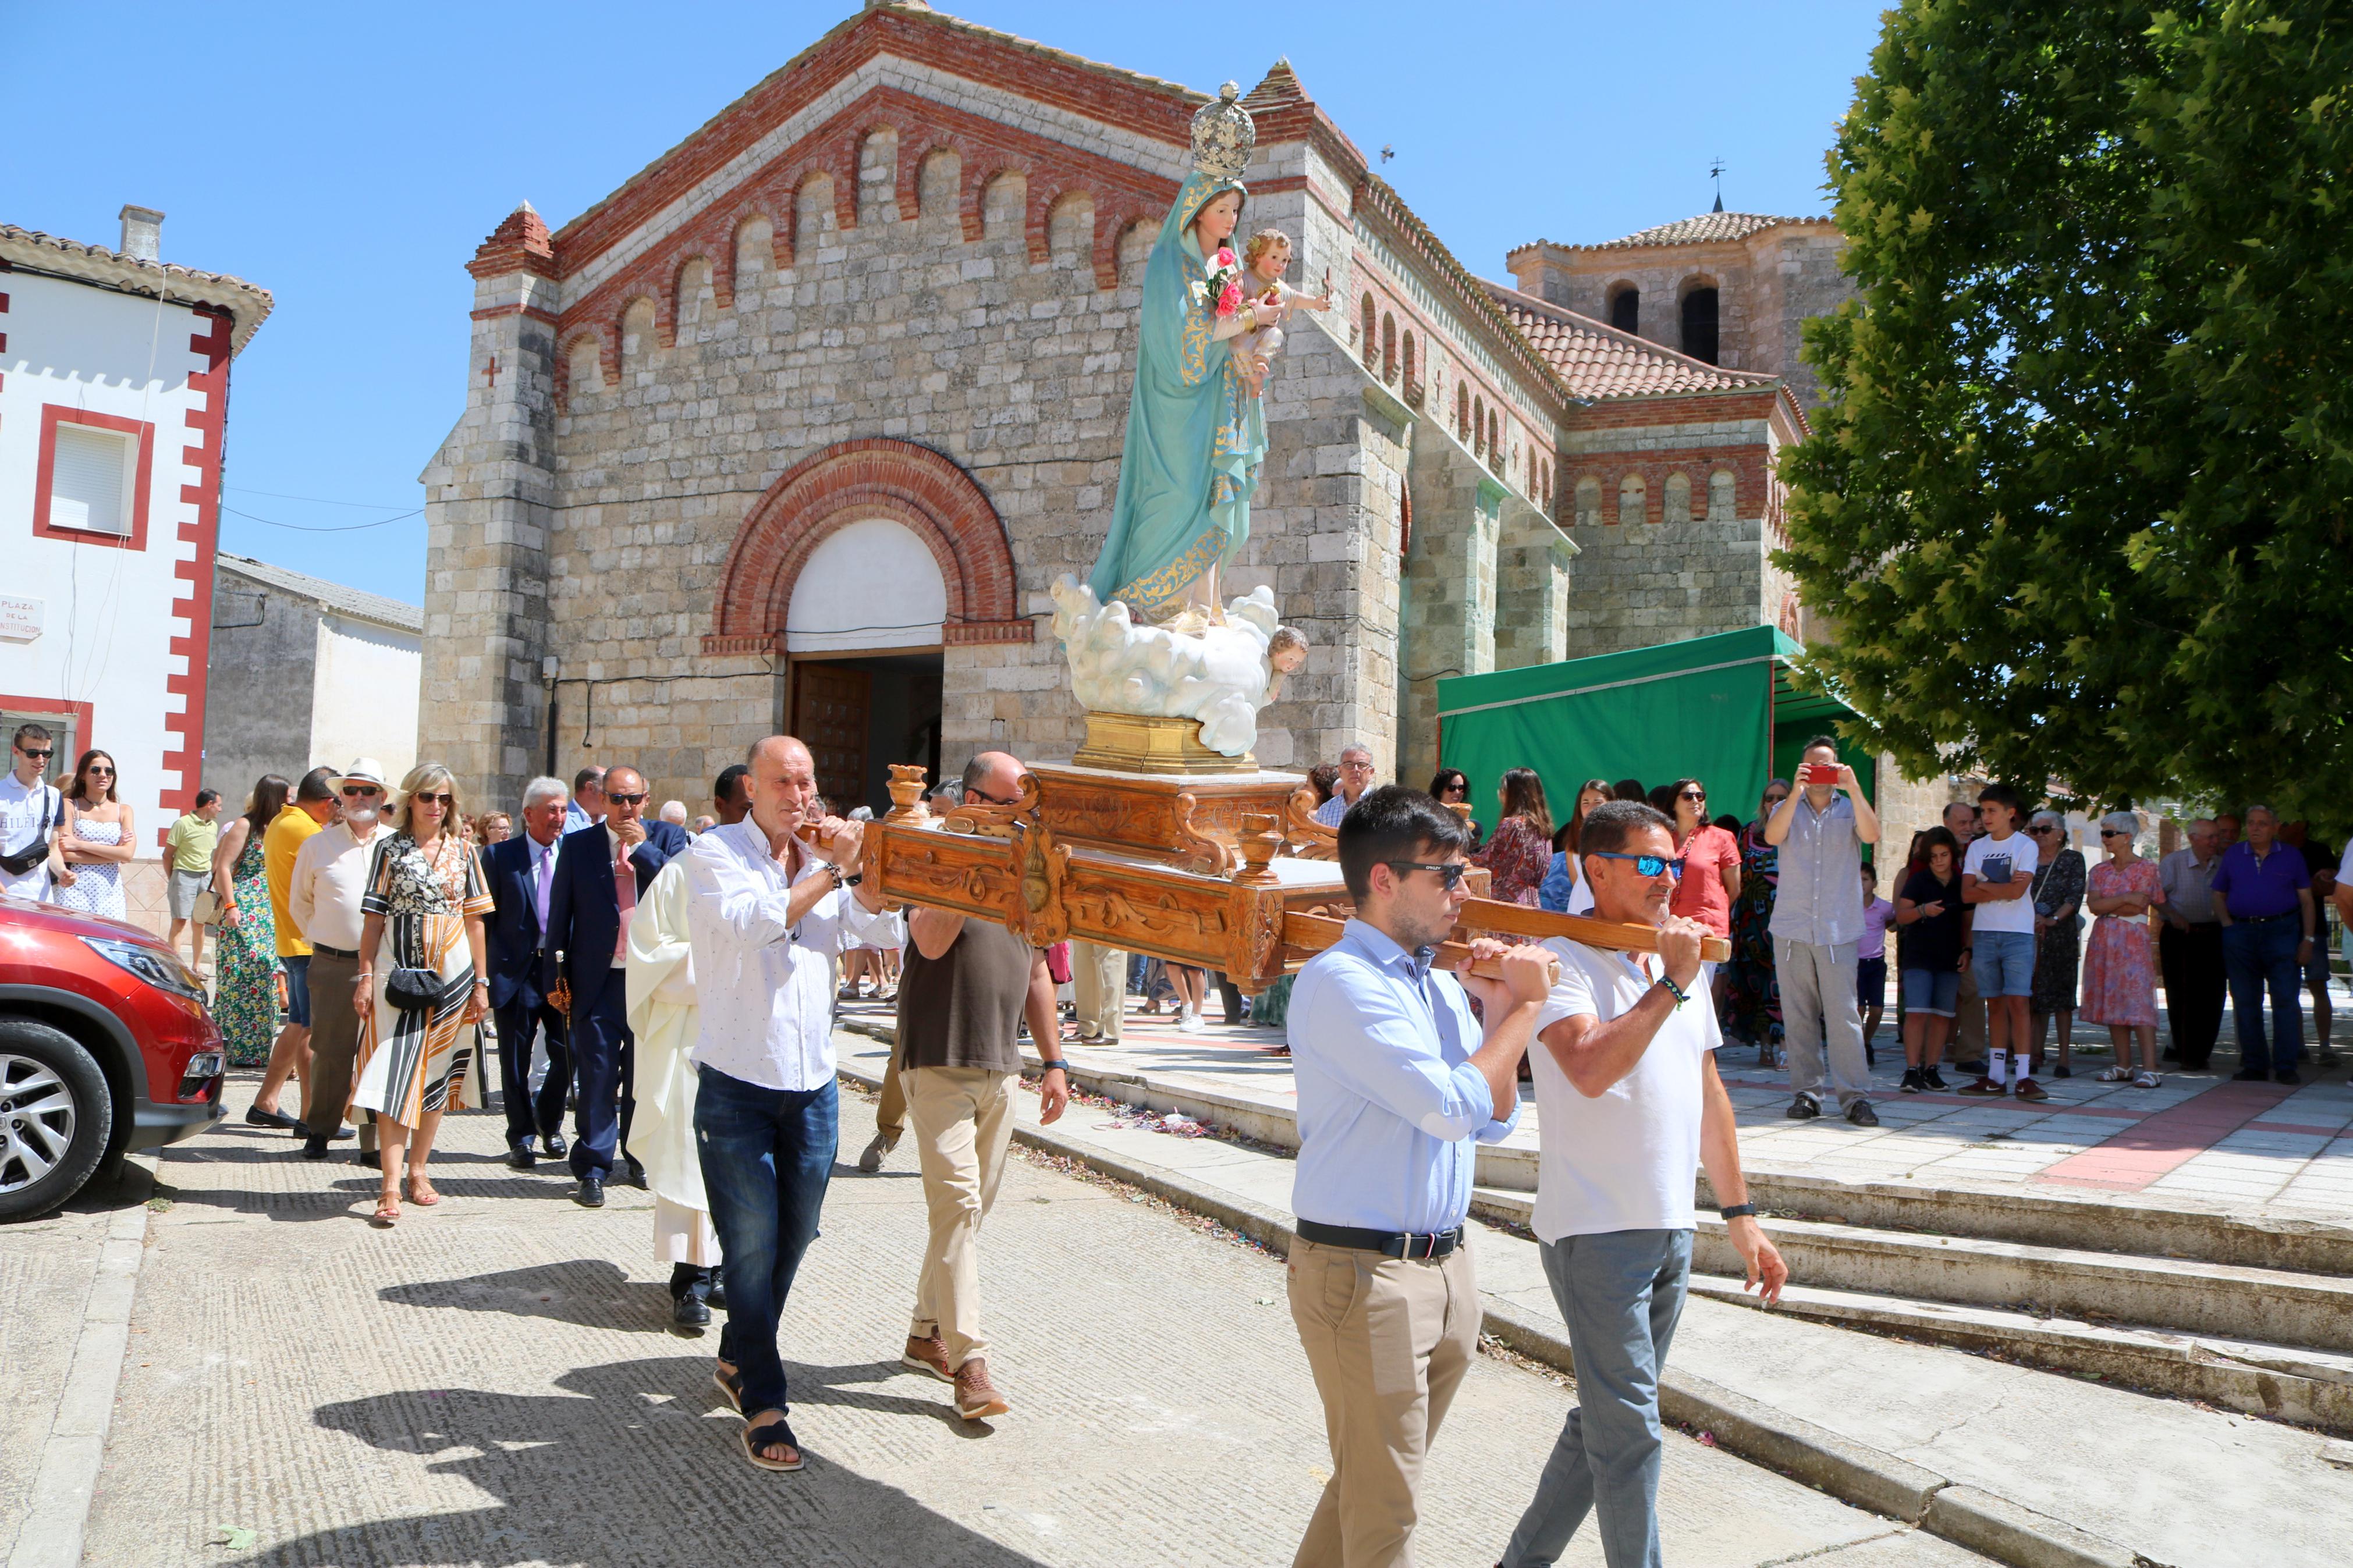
[893,751,1070,1423]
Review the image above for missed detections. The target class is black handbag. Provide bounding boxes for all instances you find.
[384,967,462,1013]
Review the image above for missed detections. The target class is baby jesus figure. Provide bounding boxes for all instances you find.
[1232,228,1333,399]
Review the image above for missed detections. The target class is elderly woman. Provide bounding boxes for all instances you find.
[2080,810,2166,1087]
[350,763,492,1225]
[2025,811,2087,1076]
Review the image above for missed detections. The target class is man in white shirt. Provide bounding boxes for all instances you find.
[1499,799,1787,1568]
[288,759,396,1161]
[0,723,70,902]
[684,734,900,1474]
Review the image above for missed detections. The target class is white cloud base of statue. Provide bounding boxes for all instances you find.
[1049,575,1305,759]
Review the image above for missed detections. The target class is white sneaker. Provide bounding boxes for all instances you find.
[1176,1007,1197,1030]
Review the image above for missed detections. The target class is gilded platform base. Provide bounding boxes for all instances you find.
[1070,711,1253,776]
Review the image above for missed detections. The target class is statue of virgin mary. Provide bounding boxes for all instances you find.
[1085,83,1278,629]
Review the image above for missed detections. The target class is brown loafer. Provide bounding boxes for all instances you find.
[954,1357,1010,1421]
[900,1333,952,1383]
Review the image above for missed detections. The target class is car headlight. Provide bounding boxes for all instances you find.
[83,937,207,1002]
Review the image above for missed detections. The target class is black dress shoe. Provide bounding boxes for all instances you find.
[244,1105,302,1131]
[354,1148,381,1168]
[328,1125,356,1141]
[671,1292,711,1334]
[623,1159,648,1190]
[2233,1067,2271,1082]
[2276,1068,2302,1086]
[574,1176,605,1208]
[506,1144,537,1171]
[707,1272,727,1313]
[300,1134,331,1160]
[542,1132,568,1160]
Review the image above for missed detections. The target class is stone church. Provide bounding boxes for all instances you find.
[423,0,1857,816]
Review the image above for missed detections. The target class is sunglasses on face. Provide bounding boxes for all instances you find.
[1590,850,1686,880]
[2100,829,2128,838]
[340,785,382,798]
[1678,790,1706,801]
[606,792,648,806]
[86,766,115,776]
[1385,860,1469,890]
[17,748,51,761]
[415,792,455,808]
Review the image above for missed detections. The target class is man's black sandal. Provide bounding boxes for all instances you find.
[741,1418,804,1472]
[712,1364,744,1414]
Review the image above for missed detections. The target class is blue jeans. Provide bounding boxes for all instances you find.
[1974,928,2036,997]
[282,954,312,1026]
[695,1067,839,1418]
[2223,917,2304,1073]
[1502,1228,1692,1568]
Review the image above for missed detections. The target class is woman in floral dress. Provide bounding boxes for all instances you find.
[2079,810,2165,1088]
[1472,767,1554,906]
[350,763,492,1225]
[1724,778,1792,1062]
[207,776,290,1067]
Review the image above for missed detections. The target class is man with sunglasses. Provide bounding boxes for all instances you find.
[1285,785,1552,1566]
[0,723,70,902]
[1500,799,1786,1568]
[545,764,690,1204]
[1763,737,1882,1126]
[287,759,396,1161]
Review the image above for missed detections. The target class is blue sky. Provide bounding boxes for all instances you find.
[9,1,1887,606]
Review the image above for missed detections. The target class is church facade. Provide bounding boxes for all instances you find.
[423,1,1858,816]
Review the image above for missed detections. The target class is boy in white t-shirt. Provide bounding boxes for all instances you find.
[1497,799,1787,1568]
[1959,783,2041,1098]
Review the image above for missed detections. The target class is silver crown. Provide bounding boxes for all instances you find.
[1191,81,1256,182]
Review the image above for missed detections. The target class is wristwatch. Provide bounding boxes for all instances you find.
[1037,1059,1070,1076]
[1719,1203,1759,1220]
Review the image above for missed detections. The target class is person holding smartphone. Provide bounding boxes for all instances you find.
[1762,737,1882,1126]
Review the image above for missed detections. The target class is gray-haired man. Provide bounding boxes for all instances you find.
[485,777,574,1167]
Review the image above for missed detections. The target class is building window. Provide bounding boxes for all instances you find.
[1457,384,1470,442]
[1618,474,1646,526]
[1609,286,1639,336]
[1401,332,1420,405]
[1574,477,1602,527]
[1682,286,1720,364]
[1380,312,1398,385]
[1663,472,1692,525]
[1708,468,1738,522]
[33,406,154,551]
[1472,397,1486,457]
[1360,293,1376,357]
[1488,411,1500,464]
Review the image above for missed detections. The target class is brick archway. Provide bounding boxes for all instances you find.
[701,438,1031,654]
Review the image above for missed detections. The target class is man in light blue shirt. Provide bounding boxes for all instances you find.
[1287,785,1552,1568]
[563,765,607,835]
[1763,735,1881,1126]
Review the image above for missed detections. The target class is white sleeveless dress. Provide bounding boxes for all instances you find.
[55,817,127,919]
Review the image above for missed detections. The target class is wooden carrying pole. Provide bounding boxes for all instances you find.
[1455,897,1732,964]
[1282,913,1560,985]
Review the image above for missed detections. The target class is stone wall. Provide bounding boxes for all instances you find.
[203,571,319,803]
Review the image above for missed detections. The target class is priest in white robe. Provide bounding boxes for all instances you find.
[627,855,723,1332]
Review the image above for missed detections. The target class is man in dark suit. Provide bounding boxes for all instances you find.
[544,765,689,1206]
[485,777,574,1170]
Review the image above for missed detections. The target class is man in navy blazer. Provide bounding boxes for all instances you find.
[484,777,575,1169]
[543,765,689,1204]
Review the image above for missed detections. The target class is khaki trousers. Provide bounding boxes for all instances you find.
[906,1065,1016,1369]
[875,1026,908,1138]
[1071,941,1125,1043]
[301,950,377,1150]
[1287,1236,1481,1568]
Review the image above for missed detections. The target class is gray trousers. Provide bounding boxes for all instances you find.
[1774,937,1871,1108]
[1071,941,1124,1044]
[1502,1228,1692,1568]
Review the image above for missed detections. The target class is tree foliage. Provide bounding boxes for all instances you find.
[1780,1,2352,824]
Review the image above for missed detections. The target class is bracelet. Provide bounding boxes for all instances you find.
[1719,1203,1759,1220]
[1655,974,1690,1007]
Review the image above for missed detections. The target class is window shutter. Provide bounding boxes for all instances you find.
[50,425,132,535]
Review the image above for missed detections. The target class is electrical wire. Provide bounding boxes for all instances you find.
[222,504,422,534]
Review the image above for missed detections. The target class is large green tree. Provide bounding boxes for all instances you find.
[1780,1,2352,824]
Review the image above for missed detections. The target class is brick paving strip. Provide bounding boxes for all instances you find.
[2038,1082,2294,1192]
[36,1077,1991,1568]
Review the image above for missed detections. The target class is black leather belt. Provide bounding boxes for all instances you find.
[1296,1218,1465,1260]
[311,944,360,960]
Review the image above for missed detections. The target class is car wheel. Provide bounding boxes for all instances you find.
[0,1018,115,1221]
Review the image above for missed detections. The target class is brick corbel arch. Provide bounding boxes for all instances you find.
[701,438,1032,655]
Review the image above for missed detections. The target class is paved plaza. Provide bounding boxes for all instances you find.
[5,1078,1994,1568]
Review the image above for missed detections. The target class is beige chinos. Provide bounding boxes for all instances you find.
[905,1064,1017,1370]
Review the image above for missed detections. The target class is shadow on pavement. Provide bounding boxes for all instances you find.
[231,1356,1044,1567]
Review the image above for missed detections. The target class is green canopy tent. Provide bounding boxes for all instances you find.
[1434,625,1875,831]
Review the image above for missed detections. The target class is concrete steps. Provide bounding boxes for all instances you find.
[1474,1181,2353,1432]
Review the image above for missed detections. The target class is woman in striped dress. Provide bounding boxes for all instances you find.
[349,763,492,1226]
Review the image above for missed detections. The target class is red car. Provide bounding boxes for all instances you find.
[0,894,226,1219]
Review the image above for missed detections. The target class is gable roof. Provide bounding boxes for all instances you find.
[0,223,272,354]
[1481,282,1780,400]
[216,553,422,632]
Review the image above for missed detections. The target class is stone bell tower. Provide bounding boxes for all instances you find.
[419,201,562,809]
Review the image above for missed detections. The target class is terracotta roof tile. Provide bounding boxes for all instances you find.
[1482,282,1780,399]
[0,222,272,353]
[1560,211,1825,251]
